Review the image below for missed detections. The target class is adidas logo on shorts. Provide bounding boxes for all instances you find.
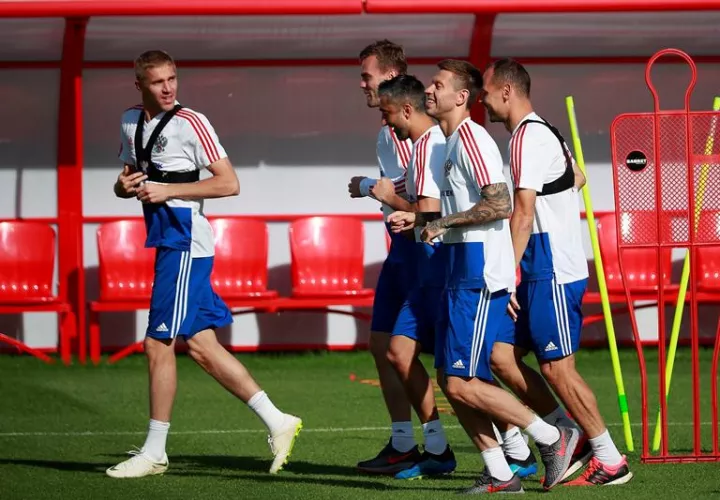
[452,359,465,369]
[155,323,169,332]
[545,341,558,352]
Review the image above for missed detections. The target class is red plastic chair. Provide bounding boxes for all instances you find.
[0,221,74,364]
[696,210,720,295]
[288,216,374,304]
[596,212,674,299]
[210,218,278,304]
[89,220,155,364]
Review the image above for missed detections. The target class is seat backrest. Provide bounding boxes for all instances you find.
[596,212,672,292]
[210,218,270,297]
[97,220,155,301]
[288,216,365,293]
[0,222,56,300]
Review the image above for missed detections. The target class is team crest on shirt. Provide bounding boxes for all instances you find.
[444,159,453,174]
[153,135,168,154]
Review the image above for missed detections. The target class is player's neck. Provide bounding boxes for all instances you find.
[409,115,436,143]
[506,102,535,133]
[142,101,165,122]
[438,110,471,138]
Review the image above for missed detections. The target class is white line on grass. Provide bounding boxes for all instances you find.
[0,421,714,438]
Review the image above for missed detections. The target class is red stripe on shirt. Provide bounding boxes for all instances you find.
[511,124,527,187]
[458,123,489,187]
[416,134,429,196]
[388,127,410,169]
[176,110,220,164]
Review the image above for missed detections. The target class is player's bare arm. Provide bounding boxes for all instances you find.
[371,177,414,212]
[136,157,239,204]
[421,182,512,242]
[115,164,148,198]
[572,162,586,190]
[509,188,536,266]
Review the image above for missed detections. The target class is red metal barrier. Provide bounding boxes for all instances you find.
[610,48,720,463]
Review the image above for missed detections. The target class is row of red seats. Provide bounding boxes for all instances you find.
[0,212,718,365]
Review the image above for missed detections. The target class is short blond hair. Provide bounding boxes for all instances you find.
[134,50,175,81]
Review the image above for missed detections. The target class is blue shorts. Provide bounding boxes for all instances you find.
[435,288,513,381]
[391,286,443,354]
[370,258,415,334]
[147,248,233,340]
[501,277,587,361]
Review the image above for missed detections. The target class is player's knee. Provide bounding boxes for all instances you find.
[540,356,575,385]
[386,341,411,375]
[444,376,469,405]
[143,336,173,361]
[369,332,390,361]
[186,330,219,368]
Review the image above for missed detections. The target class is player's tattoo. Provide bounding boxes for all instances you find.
[428,182,512,231]
[415,211,442,227]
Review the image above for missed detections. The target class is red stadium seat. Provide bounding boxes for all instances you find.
[0,222,75,364]
[89,218,280,364]
[696,210,720,295]
[210,218,279,303]
[288,216,374,302]
[596,212,674,299]
[89,220,155,364]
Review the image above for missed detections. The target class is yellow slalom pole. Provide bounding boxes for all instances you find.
[566,96,634,451]
[651,96,720,452]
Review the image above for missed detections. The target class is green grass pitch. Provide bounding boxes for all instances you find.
[1,347,719,499]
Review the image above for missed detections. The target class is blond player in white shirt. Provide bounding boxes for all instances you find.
[390,59,578,493]
[106,50,301,479]
[346,41,427,475]
[481,58,632,486]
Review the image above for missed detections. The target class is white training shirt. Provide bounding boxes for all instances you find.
[118,101,227,258]
[405,124,446,242]
[508,112,589,284]
[441,118,516,293]
[376,124,413,218]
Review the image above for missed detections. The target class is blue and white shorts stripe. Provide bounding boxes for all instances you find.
[435,287,513,381]
[506,277,588,361]
[147,248,233,340]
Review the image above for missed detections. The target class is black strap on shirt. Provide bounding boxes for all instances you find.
[134,104,200,184]
[516,118,575,196]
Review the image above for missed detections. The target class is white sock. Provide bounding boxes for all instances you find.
[248,391,286,435]
[422,419,448,455]
[500,426,531,461]
[543,406,577,429]
[481,446,514,481]
[589,430,623,466]
[141,419,169,462]
[523,416,561,446]
[391,421,416,453]
[492,422,504,444]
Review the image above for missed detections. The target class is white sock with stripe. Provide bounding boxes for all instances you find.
[248,391,287,435]
[500,426,531,461]
[391,421,416,453]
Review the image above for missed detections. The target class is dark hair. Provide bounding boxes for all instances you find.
[488,58,531,97]
[377,74,426,111]
[134,50,175,81]
[359,40,408,75]
[437,59,483,109]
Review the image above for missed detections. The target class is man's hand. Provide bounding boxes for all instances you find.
[136,183,172,204]
[387,211,416,233]
[507,292,520,321]
[115,165,148,198]
[370,177,395,204]
[421,219,447,244]
[348,176,365,198]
